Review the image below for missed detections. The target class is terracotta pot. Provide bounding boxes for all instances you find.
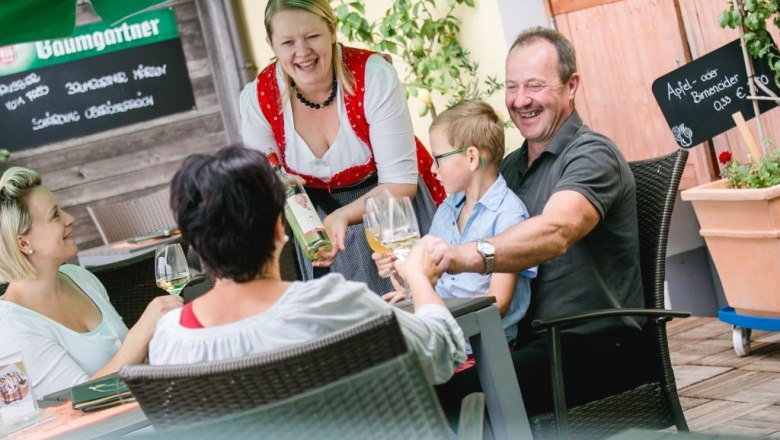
[681,179,780,317]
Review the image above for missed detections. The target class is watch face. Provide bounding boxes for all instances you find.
[478,240,494,255]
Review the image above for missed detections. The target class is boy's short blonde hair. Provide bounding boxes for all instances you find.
[0,166,42,282]
[429,100,505,168]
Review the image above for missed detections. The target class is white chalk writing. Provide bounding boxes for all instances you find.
[25,85,49,102]
[83,92,155,119]
[32,111,80,131]
[691,74,739,104]
[65,72,128,95]
[5,96,25,111]
[133,64,167,80]
[0,73,41,98]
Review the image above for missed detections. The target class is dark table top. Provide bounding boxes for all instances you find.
[397,296,496,317]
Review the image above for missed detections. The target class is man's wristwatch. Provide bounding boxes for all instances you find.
[476,239,495,274]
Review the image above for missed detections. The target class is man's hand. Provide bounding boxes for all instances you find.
[416,235,457,275]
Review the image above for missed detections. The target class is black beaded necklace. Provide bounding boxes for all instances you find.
[294,78,337,110]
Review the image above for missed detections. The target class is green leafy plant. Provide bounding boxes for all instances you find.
[719,0,780,87]
[0,149,9,162]
[332,0,501,118]
[719,149,780,188]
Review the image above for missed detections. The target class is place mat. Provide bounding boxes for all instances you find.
[9,401,140,440]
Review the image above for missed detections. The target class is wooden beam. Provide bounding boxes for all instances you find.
[549,0,622,15]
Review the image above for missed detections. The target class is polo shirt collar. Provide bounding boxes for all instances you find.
[543,110,583,157]
[442,174,510,213]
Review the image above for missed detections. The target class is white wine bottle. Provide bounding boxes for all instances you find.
[266,151,332,260]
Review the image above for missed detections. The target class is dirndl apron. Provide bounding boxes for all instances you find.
[257,45,444,295]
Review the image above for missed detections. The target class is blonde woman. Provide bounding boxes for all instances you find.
[240,0,444,293]
[0,167,181,399]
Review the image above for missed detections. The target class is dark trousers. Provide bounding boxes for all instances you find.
[436,327,658,418]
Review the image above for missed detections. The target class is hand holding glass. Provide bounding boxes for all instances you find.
[378,196,420,260]
[155,243,191,296]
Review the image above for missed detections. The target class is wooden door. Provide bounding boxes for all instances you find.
[548,0,713,189]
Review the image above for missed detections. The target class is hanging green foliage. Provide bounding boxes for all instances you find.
[332,0,501,118]
[719,0,780,87]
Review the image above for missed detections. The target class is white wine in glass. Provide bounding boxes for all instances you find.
[155,243,191,296]
[363,211,391,254]
[379,196,420,260]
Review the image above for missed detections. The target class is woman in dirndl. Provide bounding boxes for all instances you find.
[239,0,444,294]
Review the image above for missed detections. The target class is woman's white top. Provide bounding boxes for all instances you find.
[239,50,418,185]
[149,273,466,385]
[0,265,128,399]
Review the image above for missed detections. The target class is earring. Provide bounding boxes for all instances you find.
[283,234,290,243]
[26,249,33,255]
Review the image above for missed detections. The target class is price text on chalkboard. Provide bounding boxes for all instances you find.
[0,9,195,152]
[652,39,780,149]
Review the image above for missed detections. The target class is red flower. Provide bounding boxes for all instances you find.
[718,151,733,165]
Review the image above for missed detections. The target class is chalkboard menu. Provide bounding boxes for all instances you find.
[0,9,195,152]
[652,39,780,149]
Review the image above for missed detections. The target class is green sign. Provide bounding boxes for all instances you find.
[0,8,179,78]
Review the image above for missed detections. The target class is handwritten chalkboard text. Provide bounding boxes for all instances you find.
[652,39,780,148]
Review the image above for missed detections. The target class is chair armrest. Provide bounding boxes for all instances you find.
[531,308,691,330]
[457,392,486,440]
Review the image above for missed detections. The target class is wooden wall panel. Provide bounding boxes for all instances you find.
[555,0,686,160]
[7,0,228,250]
[549,0,621,15]
[552,0,705,188]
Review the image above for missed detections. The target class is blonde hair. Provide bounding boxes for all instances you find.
[430,100,506,168]
[0,167,42,282]
[264,0,356,101]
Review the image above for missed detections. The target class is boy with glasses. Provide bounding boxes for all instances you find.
[378,100,536,350]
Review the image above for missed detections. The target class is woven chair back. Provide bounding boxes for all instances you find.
[629,149,689,310]
[529,149,690,440]
[126,352,451,440]
[87,188,175,245]
[120,311,408,429]
[86,250,166,327]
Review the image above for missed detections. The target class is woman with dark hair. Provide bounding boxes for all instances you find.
[148,146,465,384]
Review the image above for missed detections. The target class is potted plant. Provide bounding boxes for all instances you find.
[681,150,780,316]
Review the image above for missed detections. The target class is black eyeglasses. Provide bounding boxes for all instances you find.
[432,147,467,168]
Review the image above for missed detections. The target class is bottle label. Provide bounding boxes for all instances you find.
[286,194,325,235]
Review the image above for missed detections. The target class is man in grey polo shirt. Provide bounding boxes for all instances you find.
[427,27,655,415]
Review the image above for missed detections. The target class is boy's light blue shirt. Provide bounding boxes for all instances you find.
[429,174,537,344]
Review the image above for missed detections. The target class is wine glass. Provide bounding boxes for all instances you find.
[363,210,390,254]
[378,196,420,260]
[155,243,191,296]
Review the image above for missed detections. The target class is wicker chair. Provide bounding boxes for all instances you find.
[87,188,175,246]
[86,188,202,271]
[119,311,411,429]
[528,149,692,439]
[86,250,166,328]
[123,352,455,440]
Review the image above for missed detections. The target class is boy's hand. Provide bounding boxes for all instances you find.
[371,251,396,278]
